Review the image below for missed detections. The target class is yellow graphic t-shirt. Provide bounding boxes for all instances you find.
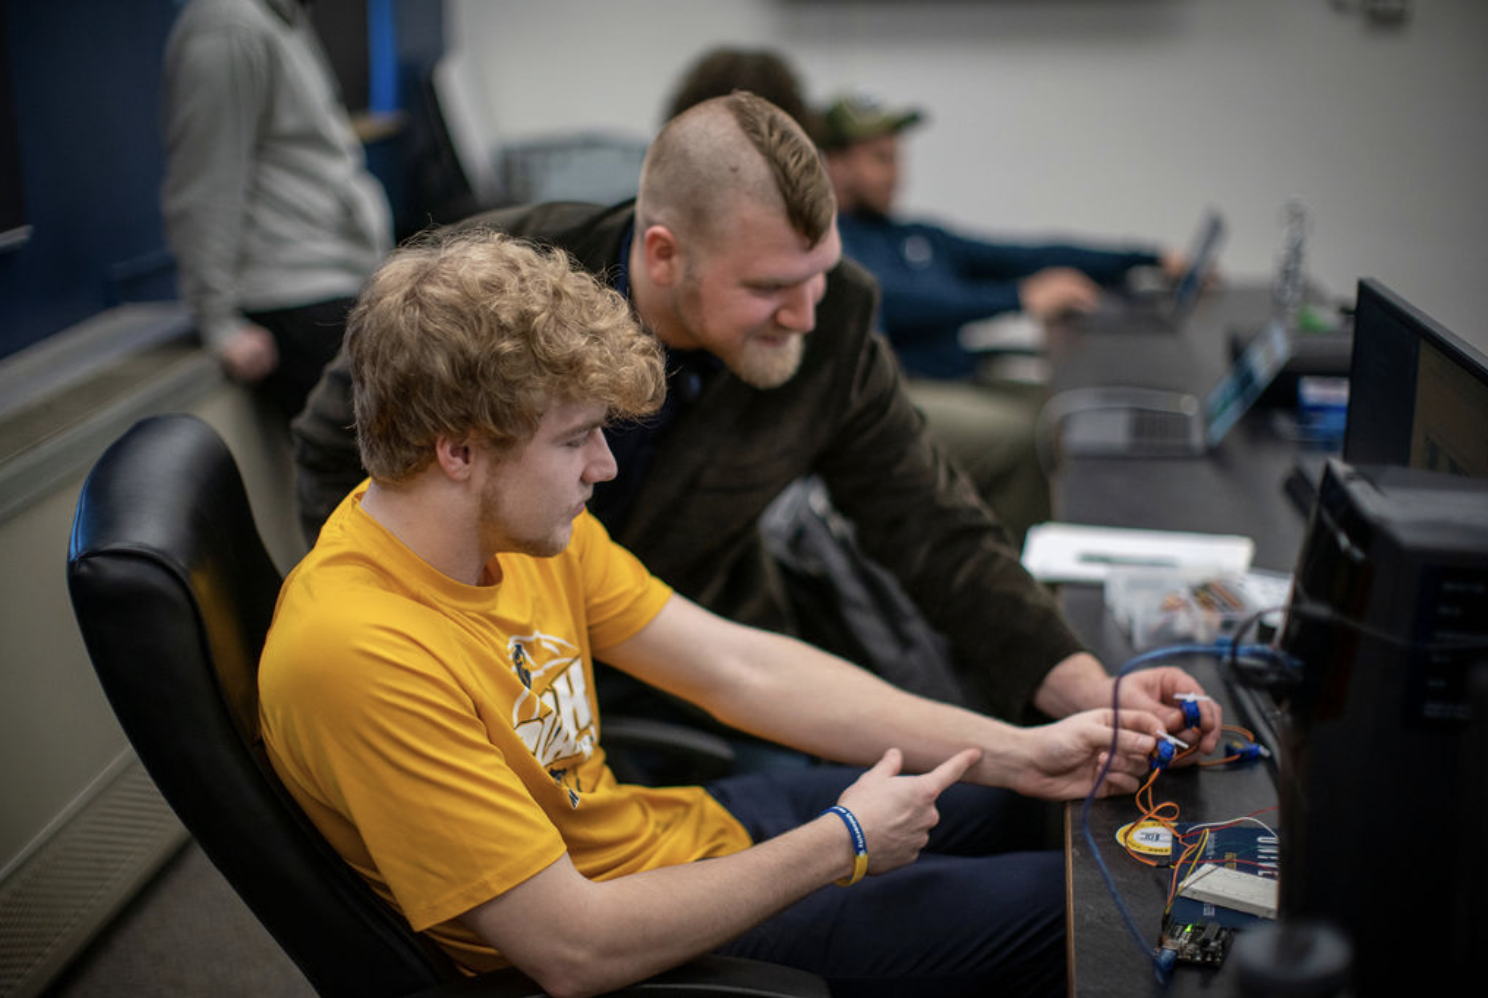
[260,485,751,972]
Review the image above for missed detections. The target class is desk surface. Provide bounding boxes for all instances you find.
[1047,285,1310,572]
[1062,653,1281,997]
[1048,285,1318,996]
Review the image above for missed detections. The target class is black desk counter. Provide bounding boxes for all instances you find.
[1046,286,1320,996]
[1047,286,1311,573]
[1062,653,1282,998]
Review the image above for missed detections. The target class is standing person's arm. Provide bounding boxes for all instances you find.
[812,310,1078,715]
[161,24,275,377]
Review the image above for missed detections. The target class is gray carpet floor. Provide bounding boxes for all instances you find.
[40,842,315,998]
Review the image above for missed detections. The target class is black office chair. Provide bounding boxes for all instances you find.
[66,414,825,998]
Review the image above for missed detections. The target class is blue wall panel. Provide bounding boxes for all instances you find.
[0,0,179,361]
[0,0,444,363]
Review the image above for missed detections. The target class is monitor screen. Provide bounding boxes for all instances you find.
[1342,279,1488,478]
[1172,209,1225,316]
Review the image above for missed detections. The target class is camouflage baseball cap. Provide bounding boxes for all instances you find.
[819,91,925,149]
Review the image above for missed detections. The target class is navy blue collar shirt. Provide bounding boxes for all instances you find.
[588,223,721,529]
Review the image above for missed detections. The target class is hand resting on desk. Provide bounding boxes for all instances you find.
[1019,267,1103,318]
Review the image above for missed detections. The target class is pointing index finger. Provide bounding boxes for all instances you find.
[921,747,983,794]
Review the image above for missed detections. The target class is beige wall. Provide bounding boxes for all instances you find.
[450,0,1488,353]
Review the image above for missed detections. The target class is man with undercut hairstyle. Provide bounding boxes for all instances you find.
[291,93,1222,766]
[262,226,1167,997]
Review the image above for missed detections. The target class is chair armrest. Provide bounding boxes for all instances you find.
[601,716,737,785]
[620,955,829,996]
[404,955,829,998]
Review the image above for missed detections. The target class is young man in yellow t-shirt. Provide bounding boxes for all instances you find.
[259,228,1167,998]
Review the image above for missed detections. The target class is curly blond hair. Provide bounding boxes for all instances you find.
[347,228,665,482]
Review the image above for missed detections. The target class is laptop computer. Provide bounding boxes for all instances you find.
[1049,317,1293,457]
[1071,209,1227,335]
[959,210,1226,356]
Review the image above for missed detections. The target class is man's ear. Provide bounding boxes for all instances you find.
[432,435,477,481]
[824,152,852,206]
[640,224,684,288]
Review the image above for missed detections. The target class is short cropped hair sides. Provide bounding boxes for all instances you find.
[639,92,835,251]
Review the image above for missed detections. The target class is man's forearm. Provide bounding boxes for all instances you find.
[1030,652,1112,719]
[717,629,1033,784]
[461,812,852,998]
[162,32,265,349]
[607,598,1034,787]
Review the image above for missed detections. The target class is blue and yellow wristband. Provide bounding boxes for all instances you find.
[822,804,869,887]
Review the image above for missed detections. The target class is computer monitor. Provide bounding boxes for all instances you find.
[1277,459,1488,991]
[1343,279,1488,477]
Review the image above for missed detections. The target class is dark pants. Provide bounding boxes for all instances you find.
[246,297,357,421]
[707,766,1066,998]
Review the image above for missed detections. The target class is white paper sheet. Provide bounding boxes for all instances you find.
[1020,522,1255,584]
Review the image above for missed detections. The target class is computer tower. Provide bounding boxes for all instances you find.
[1276,460,1488,989]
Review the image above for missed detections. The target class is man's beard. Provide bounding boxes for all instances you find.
[673,266,807,390]
[726,332,805,389]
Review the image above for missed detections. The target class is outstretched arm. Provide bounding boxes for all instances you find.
[161,26,267,355]
[597,594,1163,796]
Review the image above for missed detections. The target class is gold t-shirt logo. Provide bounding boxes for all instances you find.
[508,633,596,771]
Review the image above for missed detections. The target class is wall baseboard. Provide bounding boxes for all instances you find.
[0,756,186,998]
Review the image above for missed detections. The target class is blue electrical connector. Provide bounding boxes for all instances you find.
[1227,740,1270,762]
[1154,946,1178,982]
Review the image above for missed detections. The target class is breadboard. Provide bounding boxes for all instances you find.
[1177,865,1278,919]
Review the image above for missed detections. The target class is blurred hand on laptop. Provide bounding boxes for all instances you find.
[1019,267,1104,318]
